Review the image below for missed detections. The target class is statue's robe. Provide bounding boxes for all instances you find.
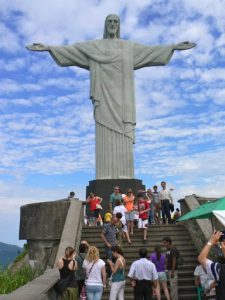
[49,39,174,179]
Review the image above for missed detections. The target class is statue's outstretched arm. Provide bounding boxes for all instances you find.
[26,43,50,51]
[173,41,196,51]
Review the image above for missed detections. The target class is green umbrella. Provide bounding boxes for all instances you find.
[178,196,225,224]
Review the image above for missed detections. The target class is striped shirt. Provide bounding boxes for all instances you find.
[206,259,220,283]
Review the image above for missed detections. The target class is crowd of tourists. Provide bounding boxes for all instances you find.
[57,184,225,300]
[85,182,181,233]
[55,231,225,300]
[55,237,181,300]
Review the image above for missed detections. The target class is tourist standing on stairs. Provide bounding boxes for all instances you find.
[100,213,123,259]
[159,181,173,224]
[123,188,135,236]
[145,189,154,225]
[162,237,179,300]
[152,185,161,224]
[83,246,107,300]
[128,248,158,300]
[110,186,122,213]
[76,242,90,296]
[56,246,78,300]
[113,199,131,244]
[137,193,150,244]
[150,245,171,300]
[108,245,126,300]
[86,192,103,226]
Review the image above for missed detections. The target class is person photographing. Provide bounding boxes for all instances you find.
[198,230,225,300]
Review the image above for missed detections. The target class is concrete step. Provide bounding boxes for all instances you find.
[81,224,198,298]
[82,224,187,230]
[82,226,189,235]
[101,285,198,299]
[101,291,198,300]
[91,241,196,249]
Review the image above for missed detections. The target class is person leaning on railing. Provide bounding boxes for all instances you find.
[198,231,225,300]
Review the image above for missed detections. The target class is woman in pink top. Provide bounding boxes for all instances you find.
[123,188,135,236]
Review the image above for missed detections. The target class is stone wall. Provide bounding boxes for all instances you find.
[179,194,224,256]
[0,198,84,299]
[19,199,76,270]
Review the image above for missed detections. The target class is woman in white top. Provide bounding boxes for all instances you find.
[83,246,106,300]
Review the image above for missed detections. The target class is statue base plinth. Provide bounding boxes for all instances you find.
[86,179,145,213]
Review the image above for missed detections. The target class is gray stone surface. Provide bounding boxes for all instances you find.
[54,199,83,266]
[26,14,196,180]
[19,198,83,270]
[20,199,70,240]
[179,194,216,253]
[4,199,84,299]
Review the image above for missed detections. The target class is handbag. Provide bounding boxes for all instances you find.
[55,272,74,294]
[80,262,95,300]
[96,204,103,210]
[80,285,87,300]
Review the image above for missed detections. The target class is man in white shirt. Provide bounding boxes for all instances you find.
[194,264,215,296]
[128,248,158,300]
[159,181,173,224]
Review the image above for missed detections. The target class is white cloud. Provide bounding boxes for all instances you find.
[0,0,225,245]
[0,22,21,52]
[0,58,25,71]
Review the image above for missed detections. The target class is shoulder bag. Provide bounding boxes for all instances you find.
[80,261,96,300]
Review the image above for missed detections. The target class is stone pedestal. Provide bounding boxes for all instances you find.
[86,179,145,213]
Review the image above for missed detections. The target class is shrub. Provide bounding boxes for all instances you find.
[13,244,28,264]
[0,266,42,294]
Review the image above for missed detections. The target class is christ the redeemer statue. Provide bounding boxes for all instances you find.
[27,14,195,180]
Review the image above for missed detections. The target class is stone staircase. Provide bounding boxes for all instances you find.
[81,224,198,300]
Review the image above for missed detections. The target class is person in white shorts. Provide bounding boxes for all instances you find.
[137,193,150,244]
[113,199,131,244]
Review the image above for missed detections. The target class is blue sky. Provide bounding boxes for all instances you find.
[0,0,225,246]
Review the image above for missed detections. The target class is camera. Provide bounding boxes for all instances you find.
[219,230,225,242]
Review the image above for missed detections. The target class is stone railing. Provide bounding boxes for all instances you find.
[0,199,84,300]
[179,194,224,255]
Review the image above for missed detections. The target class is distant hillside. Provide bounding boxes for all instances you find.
[0,242,23,269]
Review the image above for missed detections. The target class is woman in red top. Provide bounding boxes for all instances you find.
[137,193,150,243]
[86,192,103,226]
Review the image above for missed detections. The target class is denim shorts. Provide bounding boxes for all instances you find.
[125,210,136,221]
[158,271,167,282]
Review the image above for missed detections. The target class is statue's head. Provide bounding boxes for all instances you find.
[103,14,120,39]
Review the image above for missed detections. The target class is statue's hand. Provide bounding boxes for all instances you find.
[174,41,196,51]
[26,43,49,51]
